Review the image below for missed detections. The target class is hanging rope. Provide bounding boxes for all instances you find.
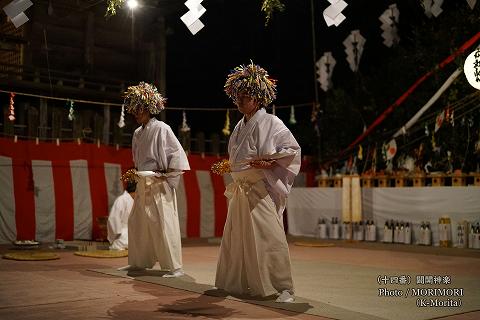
[0,89,313,111]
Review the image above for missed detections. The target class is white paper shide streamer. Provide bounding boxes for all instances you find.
[180,0,206,35]
[422,0,443,18]
[2,0,33,28]
[181,110,191,132]
[466,0,477,10]
[323,0,348,27]
[118,104,125,128]
[67,100,75,121]
[379,4,400,48]
[289,105,297,125]
[316,52,336,92]
[343,30,366,73]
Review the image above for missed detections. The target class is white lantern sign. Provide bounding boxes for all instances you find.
[464,48,480,90]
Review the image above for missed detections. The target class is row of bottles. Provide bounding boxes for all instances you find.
[315,217,480,249]
[469,223,480,249]
[438,217,452,247]
[316,219,376,241]
[436,218,480,249]
[382,220,412,244]
[418,221,432,246]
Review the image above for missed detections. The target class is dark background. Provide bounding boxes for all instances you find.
[1,0,479,165]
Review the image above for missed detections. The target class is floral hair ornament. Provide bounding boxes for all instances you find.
[224,61,277,107]
[123,81,166,115]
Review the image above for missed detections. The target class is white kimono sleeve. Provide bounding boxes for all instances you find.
[269,128,301,194]
[161,126,190,188]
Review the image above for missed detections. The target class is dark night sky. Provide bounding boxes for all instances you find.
[163,0,419,108]
[154,0,417,133]
[3,0,477,149]
[152,0,478,140]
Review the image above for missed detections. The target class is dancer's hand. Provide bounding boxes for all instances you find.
[249,159,276,169]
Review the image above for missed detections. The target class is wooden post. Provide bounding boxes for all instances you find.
[413,174,426,187]
[103,105,110,145]
[51,107,63,139]
[27,105,39,137]
[195,131,205,155]
[430,174,445,186]
[318,177,331,187]
[361,175,374,188]
[451,173,466,187]
[39,98,48,139]
[84,11,94,72]
[394,174,406,187]
[210,133,220,156]
[72,113,83,140]
[472,173,480,186]
[376,175,390,188]
[94,112,104,141]
[178,126,191,154]
[333,176,343,188]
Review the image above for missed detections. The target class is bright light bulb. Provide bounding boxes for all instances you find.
[127,0,138,9]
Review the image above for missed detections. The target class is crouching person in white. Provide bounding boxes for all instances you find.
[107,181,136,250]
[120,82,190,278]
[215,62,301,303]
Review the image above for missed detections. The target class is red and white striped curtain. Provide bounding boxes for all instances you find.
[0,138,313,243]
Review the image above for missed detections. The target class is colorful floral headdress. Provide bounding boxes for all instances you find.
[123,82,166,114]
[224,61,277,107]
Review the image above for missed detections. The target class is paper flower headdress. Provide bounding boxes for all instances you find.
[123,82,166,114]
[224,61,277,107]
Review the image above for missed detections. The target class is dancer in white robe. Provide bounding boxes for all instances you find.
[121,82,190,277]
[215,62,301,303]
[107,181,136,250]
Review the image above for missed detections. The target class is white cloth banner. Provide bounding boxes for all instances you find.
[70,160,93,240]
[32,160,56,243]
[287,187,480,246]
[0,156,15,243]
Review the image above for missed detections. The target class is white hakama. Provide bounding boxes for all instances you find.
[107,191,134,250]
[128,118,190,270]
[128,176,182,269]
[215,109,301,297]
[215,169,293,297]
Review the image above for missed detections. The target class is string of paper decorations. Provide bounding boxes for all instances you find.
[0,89,311,138]
[316,1,476,92]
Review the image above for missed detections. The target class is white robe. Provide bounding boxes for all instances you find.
[215,109,301,297]
[129,118,190,270]
[107,191,134,250]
